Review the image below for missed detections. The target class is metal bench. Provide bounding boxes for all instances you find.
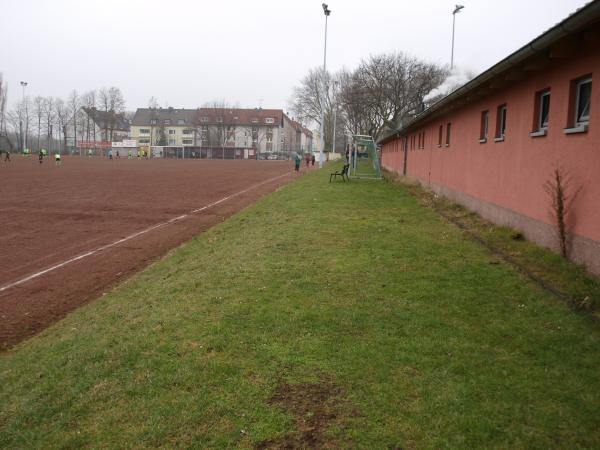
[329,164,350,183]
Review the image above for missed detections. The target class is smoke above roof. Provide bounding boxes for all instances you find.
[423,66,476,104]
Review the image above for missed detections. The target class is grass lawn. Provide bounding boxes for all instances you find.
[1,165,600,449]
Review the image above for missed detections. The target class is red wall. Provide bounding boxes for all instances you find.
[382,44,600,271]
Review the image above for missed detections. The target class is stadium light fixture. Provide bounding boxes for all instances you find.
[451,5,464,70]
[319,3,331,168]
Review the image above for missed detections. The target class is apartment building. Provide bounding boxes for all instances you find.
[130,107,312,159]
[379,1,600,275]
[130,108,197,147]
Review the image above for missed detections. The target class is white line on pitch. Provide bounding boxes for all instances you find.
[0,171,290,294]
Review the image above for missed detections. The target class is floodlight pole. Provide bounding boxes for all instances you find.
[319,3,331,169]
[451,5,464,70]
[331,80,337,154]
[20,81,28,153]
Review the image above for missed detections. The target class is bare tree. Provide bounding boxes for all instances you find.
[81,90,96,142]
[98,87,125,141]
[291,53,447,144]
[6,98,30,152]
[43,97,54,151]
[54,99,69,153]
[33,96,45,151]
[148,96,160,109]
[0,73,7,135]
[67,90,80,151]
[544,165,582,258]
[202,100,232,158]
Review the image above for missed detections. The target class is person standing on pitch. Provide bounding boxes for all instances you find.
[54,152,61,165]
[311,153,315,166]
[39,150,43,164]
[108,149,113,160]
[294,152,301,172]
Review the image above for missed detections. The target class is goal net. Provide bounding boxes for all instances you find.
[349,135,382,179]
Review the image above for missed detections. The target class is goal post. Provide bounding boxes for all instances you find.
[349,135,382,179]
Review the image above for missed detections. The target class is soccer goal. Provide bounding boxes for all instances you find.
[348,135,382,179]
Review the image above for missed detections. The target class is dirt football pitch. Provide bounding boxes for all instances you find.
[0,156,298,350]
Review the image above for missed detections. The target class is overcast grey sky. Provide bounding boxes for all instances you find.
[0,0,590,112]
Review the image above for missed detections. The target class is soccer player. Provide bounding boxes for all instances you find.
[55,152,61,165]
[39,150,44,164]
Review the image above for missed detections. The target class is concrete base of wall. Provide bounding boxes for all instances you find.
[396,172,600,278]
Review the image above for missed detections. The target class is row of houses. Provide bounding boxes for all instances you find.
[84,107,314,157]
[379,1,600,276]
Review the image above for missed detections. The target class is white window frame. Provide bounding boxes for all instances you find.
[498,105,507,138]
[538,90,551,130]
[575,77,592,127]
[182,129,193,135]
[177,119,185,125]
[200,117,209,122]
[265,117,274,124]
[139,128,150,135]
[168,129,176,135]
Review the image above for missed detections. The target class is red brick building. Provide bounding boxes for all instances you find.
[380,1,600,275]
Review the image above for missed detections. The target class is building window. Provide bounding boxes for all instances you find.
[495,104,507,140]
[168,129,176,135]
[216,117,223,123]
[530,90,550,137]
[417,132,425,149]
[168,139,176,145]
[480,111,489,142]
[139,138,150,144]
[575,76,592,127]
[265,117,275,124]
[445,123,451,146]
[182,139,193,145]
[438,125,443,147]
[150,119,157,125]
[183,129,193,135]
[538,90,551,129]
[164,119,171,125]
[177,119,185,125]
[251,118,258,123]
[200,117,209,122]
[140,128,150,135]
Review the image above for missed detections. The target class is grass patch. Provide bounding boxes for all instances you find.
[1,165,600,448]
[387,171,600,318]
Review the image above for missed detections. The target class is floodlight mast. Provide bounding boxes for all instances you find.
[451,4,464,70]
[319,3,331,169]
